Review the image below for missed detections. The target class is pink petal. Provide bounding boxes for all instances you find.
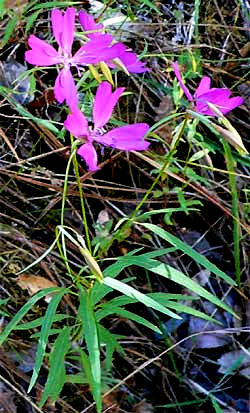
[51,9,63,48]
[62,8,75,54]
[195,89,232,116]
[118,51,149,73]
[25,35,61,66]
[64,108,89,137]
[222,96,244,113]
[77,143,99,171]
[172,61,193,102]
[95,123,150,150]
[194,76,211,98]
[79,10,104,38]
[93,82,125,129]
[73,36,124,65]
[54,68,78,110]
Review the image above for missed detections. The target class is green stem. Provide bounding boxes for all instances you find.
[61,148,76,226]
[70,136,92,254]
[111,117,188,247]
[223,141,241,285]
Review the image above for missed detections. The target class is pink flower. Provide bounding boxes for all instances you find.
[172,62,244,116]
[25,8,124,110]
[64,82,150,171]
[79,10,150,74]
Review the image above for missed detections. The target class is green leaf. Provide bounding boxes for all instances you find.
[14,314,71,330]
[143,261,236,316]
[92,248,174,305]
[79,349,94,388]
[66,372,87,384]
[107,293,197,307]
[0,287,62,345]
[26,1,81,12]
[98,294,217,324]
[78,288,102,413]
[40,327,70,406]
[101,253,236,317]
[103,277,181,319]
[139,0,162,13]
[0,87,60,134]
[1,15,18,47]
[138,223,236,286]
[136,207,201,221]
[28,288,67,392]
[98,325,125,371]
[25,10,40,33]
[96,304,162,333]
[210,395,224,413]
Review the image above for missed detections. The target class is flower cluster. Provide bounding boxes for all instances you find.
[25,7,150,170]
[172,62,243,116]
[25,8,244,170]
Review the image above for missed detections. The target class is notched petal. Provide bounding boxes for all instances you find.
[93,81,125,129]
[96,123,150,151]
[25,35,60,66]
[77,143,100,171]
[54,69,78,110]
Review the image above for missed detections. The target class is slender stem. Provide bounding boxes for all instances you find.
[223,141,241,285]
[70,135,92,254]
[113,117,188,243]
[127,117,188,224]
[61,149,76,226]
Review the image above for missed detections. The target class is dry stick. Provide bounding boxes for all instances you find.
[1,146,70,170]
[0,168,164,203]
[0,373,44,413]
[80,327,250,413]
[0,126,20,161]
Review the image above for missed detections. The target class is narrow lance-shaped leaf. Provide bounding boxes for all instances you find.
[39,327,71,407]
[78,288,102,413]
[103,277,181,319]
[28,288,67,392]
[138,223,236,286]
[96,304,162,333]
[102,253,236,316]
[0,287,63,345]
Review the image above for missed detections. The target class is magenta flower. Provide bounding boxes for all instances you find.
[25,8,124,110]
[79,10,150,74]
[172,62,244,116]
[64,82,150,171]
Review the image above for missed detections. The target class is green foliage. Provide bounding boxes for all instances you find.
[28,288,68,392]
[138,223,236,286]
[0,287,64,345]
[1,15,18,47]
[39,327,71,407]
[78,288,102,412]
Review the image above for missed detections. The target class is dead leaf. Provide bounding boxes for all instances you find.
[132,400,154,413]
[97,209,110,226]
[208,105,248,155]
[218,349,250,378]
[154,95,173,122]
[240,42,250,57]
[0,382,16,413]
[16,274,57,302]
